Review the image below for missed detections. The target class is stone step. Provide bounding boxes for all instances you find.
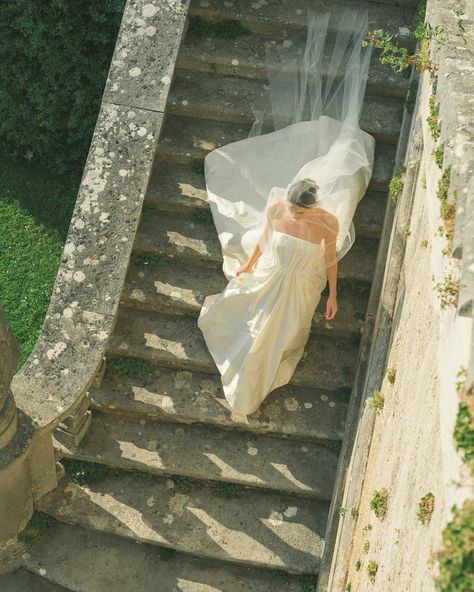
[107,307,358,391]
[167,69,403,144]
[57,410,338,500]
[156,114,396,192]
[90,364,349,441]
[145,160,387,240]
[0,569,70,592]
[133,209,378,284]
[36,470,330,574]
[188,0,416,46]
[121,257,369,337]
[20,521,311,592]
[178,29,410,98]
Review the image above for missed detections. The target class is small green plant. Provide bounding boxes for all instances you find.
[432,273,460,309]
[327,439,343,454]
[363,540,371,554]
[346,583,352,592]
[174,476,195,493]
[212,482,242,498]
[370,488,389,520]
[433,148,444,169]
[421,172,427,189]
[435,499,474,591]
[386,368,396,384]
[453,403,474,473]
[17,511,57,546]
[370,390,385,414]
[362,523,373,533]
[367,560,379,583]
[159,547,176,561]
[351,507,360,519]
[109,356,152,377]
[300,575,318,592]
[405,227,412,237]
[355,559,362,572]
[133,253,172,268]
[339,506,348,516]
[427,94,441,141]
[420,239,429,248]
[453,6,468,46]
[417,492,436,525]
[389,165,406,201]
[404,79,419,113]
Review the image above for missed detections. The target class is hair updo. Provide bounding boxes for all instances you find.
[287,178,320,208]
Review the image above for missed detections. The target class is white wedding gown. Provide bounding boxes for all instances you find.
[197,7,375,416]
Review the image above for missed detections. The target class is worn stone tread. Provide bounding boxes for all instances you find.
[36,471,329,574]
[90,364,349,441]
[58,410,338,499]
[121,257,369,337]
[145,160,387,239]
[133,209,378,284]
[21,521,313,592]
[168,69,403,144]
[0,569,70,592]
[178,30,410,97]
[189,0,416,46]
[107,307,358,390]
[156,114,396,192]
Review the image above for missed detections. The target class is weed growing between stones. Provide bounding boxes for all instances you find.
[173,476,195,493]
[300,574,318,592]
[327,439,343,455]
[355,559,362,572]
[453,403,474,474]
[367,560,379,583]
[109,356,152,377]
[404,78,419,113]
[345,583,352,591]
[362,523,373,534]
[435,499,474,591]
[420,239,429,248]
[427,94,441,141]
[389,165,406,201]
[62,458,154,486]
[436,166,456,252]
[159,547,176,561]
[370,488,389,520]
[132,253,177,267]
[369,390,385,414]
[16,511,57,546]
[417,492,435,525]
[351,507,360,519]
[386,368,396,384]
[432,273,460,309]
[433,148,444,168]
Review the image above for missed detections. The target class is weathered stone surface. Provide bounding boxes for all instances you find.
[121,258,369,337]
[168,69,403,144]
[133,209,378,283]
[58,410,338,499]
[107,307,358,390]
[189,0,416,46]
[178,31,409,97]
[0,568,69,592]
[156,115,397,191]
[36,472,329,574]
[20,521,310,592]
[0,308,20,447]
[103,0,190,111]
[90,364,349,440]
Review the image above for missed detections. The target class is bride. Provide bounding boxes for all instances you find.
[197,7,375,418]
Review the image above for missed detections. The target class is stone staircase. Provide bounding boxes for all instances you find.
[8,1,416,590]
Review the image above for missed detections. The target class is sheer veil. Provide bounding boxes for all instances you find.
[204,7,376,279]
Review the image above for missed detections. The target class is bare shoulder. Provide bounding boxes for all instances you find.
[317,207,339,230]
[267,199,284,215]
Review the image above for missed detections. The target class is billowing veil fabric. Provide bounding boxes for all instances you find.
[197,7,376,417]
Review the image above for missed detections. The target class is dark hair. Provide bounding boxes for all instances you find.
[287,178,319,208]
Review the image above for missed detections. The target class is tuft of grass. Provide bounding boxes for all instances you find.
[427,94,441,141]
[339,506,348,516]
[417,492,435,525]
[62,458,154,486]
[351,507,359,519]
[355,559,362,572]
[432,273,460,309]
[346,584,352,592]
[367,560,379,583]
[300,574,318,592]
[420,239,429,248]
[362,523,373,533]
[370,390,385,414]
[389,165,406,201]
[433,148,444,169]
[363,540,371,554]
[386,368,396,384]
[174,476,195,493]
[370,488,389,520]
[453,403,474,473]
[435,499,474,591]
[109,356,152,377]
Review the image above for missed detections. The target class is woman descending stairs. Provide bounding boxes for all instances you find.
[8,0,417,590]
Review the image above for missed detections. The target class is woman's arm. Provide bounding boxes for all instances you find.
[236,242,261,275]
[324,217,339,320]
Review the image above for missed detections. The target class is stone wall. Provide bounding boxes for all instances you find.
[321,0,474,589]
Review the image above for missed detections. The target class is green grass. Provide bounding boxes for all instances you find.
[109,356,153,378]
[17,510,57,546]
[370,488,389,520]
[0,155,80,369]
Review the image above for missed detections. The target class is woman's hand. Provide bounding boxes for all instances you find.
[324,294,338,320]
[236,261,254,276]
